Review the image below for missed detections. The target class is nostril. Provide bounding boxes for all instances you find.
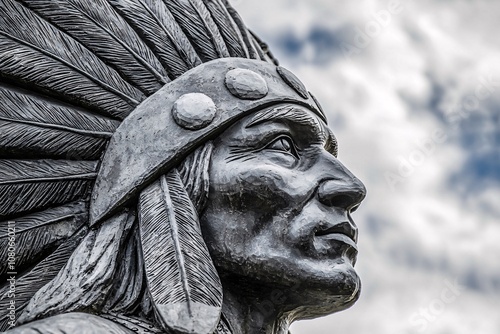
[318,180,366,210]
[319,193,358,210]
[350,203,361,213]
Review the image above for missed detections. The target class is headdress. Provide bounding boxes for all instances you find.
[0,1,325,333]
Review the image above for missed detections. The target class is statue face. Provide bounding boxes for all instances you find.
[200,105,366,318]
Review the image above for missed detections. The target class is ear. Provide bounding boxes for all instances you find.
[138,169,223,334]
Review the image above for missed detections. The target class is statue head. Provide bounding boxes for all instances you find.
[1,1,364,333]
[85,58,367,329]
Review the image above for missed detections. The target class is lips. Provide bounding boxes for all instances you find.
[314,221,358,262]
[315,221,357,243]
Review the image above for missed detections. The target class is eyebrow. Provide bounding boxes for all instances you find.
[246,104,338,156]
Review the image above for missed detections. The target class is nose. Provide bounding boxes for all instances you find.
[317,160,366,211]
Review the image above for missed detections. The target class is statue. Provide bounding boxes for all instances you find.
[0,1,366,333]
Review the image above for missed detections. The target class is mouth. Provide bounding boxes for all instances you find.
[314,221,358,262]
[315,221,357,243]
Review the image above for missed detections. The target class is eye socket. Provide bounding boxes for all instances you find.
[265,136,298,157]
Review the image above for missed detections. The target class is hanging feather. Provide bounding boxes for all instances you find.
[109,0,202,78]
[0,159,97,217]
[164,0,229,62]
[0,226,87,332]
[0,85,118,159]
[19,0,170,95]
[0,201,88,276]
[139,169,222,334]
[0,0,145,120]
[204,0,249,58]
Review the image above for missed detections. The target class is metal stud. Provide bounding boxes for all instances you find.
[225,68,268,100]
[172,93,217,130]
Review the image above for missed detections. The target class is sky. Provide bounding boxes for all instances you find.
[231,1,500,333]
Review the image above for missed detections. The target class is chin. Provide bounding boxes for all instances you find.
[284,259,361,319]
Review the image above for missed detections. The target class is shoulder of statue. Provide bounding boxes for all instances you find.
[5,313,137,334]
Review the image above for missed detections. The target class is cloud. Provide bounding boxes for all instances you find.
[232,0,500,333]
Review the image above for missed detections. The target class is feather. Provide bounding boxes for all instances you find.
[0,0,145,120]
[186,0,230,58]
[0,159,97,217]
[0,84,118,159]
[0,122,109,160]
[0,227,87,332]
[0,201,88,276]
[249,30,279,65]
[139,170,222,334]
[204,0,249,58]
[164,0,228,62]
[19,0,170,95]
[109,0,202,78]
[250,33,267,61]
[221,0,259,59]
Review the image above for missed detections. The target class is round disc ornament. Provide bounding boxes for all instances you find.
[225,68,268,100]
[172,93,217,130]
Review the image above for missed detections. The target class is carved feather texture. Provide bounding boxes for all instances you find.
[0,201,88,276]
[0,0,145,120]
[221,0,258,59]
[249,33,267,61]
[186,0,230,58]
[0,227,87,332]
[0,85,118,159]
[139,170,222,334]
[204,0,249,58]
[0,122,108,160]
[19,0,170,95]
[164,0,229,62]
[0,159,97,217]
[109,0,202,78]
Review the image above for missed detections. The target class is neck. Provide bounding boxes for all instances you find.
[220,282,291,334]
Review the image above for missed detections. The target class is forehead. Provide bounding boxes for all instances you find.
[245,104,338,156]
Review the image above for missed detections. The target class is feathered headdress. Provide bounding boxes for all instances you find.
[0,1,325,333]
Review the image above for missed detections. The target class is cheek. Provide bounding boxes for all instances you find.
[203,165,307,262]
[211,164,309,213]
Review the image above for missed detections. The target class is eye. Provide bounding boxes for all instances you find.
[265,136,298,157]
